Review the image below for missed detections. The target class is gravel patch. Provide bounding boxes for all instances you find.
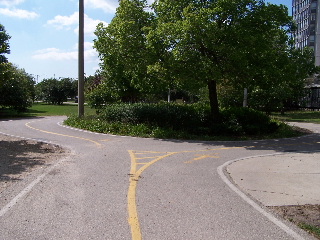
[0,134,68,193]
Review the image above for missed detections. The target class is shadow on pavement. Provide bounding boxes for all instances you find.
[156,132,320,154]
[0,138,63,183]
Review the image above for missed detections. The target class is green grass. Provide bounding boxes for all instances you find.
[298,222,320,239]
[0,102,96,118]
[272,111,320,123]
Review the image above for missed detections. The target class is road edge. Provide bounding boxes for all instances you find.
[217,153,314,240]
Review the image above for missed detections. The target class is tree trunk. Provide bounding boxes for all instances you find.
[207,80,220,123]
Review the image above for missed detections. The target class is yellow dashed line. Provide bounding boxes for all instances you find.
[25,121,102,147]
[180,146,244,153]
[184,154,220,164]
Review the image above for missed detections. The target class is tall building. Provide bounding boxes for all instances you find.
[293,0,320,66]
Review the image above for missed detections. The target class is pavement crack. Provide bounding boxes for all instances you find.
[246,189,299,197]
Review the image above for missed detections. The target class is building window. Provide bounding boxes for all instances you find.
[310,35,315,42]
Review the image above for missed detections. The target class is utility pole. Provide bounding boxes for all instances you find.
[243,88,248,107]
[78,0,85,117]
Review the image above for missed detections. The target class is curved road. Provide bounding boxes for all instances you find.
[0,116,319,239]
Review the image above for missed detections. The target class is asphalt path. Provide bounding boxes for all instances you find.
[0,116,319,240]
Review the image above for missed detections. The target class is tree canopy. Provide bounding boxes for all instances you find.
[151,0,297,121]
[0,24,10,63]
[94,0,316,122]
[94,0,154,102]
[35,78,77,105]
[0,23,36,111]
[0,63,35,111]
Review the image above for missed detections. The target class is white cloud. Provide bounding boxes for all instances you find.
[33,48,76,61]
[47,12,107,36]
[47,12,78,30]
[0,7,39,19]
[0,0,38,19]
[84,0,118,13]
[0,0,24,7]
[32,42,98,62]
[83,0,155,12]
[76,15,108,36]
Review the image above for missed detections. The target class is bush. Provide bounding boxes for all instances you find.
[93,103,278,136]
[86,83,119,109]
[98,102,211,133]
[221,107,279,135]
[65,103,285,140]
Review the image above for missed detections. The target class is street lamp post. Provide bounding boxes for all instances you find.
[78,0,85,117]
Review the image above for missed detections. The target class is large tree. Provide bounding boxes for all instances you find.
[248,46,317,113]
[94,0,314,122]
[0,63,35,111]
[0,25,35,111]
[151,0,294,122]
[217,46,317,113]
[94,0,154,102]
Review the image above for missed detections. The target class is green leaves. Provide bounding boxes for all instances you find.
[93,0,315,120]
[0,63,35,111]
[94,0,154,99]
[0,24,35,112]
[35,78,77,105]
[0,24,10,63]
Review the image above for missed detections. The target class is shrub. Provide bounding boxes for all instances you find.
[221,107,279,135]
[86,83,119,109]
[98,102,211,133]
[65,104,281,139]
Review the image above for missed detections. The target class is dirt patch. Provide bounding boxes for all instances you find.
[292,125,314,135]
[0,134,68,193]
[269,205,320,239]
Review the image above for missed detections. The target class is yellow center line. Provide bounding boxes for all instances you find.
[127,139,319,239]
[184,154,220,164]
[127,146,246,239]
[179,146,244,153]
[25,121,102,147]
[127,150,178,240]
[193,154,219,160]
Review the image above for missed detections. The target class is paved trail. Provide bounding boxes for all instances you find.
[0,116,319,239]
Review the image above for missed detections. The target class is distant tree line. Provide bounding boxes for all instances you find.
[35,78,78,105]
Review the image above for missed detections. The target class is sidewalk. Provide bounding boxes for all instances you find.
[227,152,320,206]
[227,122,320,207]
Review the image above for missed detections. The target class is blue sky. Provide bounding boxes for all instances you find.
[0,0,292,82]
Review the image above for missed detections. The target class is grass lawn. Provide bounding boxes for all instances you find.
[0,102,96,118]
[272,111,320,123]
